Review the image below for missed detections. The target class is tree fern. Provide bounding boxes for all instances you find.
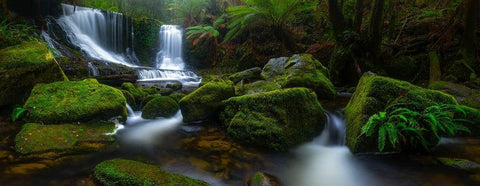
[360,104,472,152]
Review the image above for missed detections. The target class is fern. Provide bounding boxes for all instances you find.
[12,107,26,122]
[360,104,472,152]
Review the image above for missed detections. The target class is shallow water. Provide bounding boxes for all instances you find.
[1,99,479,185]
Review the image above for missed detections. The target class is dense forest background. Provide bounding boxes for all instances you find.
[1,0,479,87]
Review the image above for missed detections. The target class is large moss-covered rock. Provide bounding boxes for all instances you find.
[235,80,281,95]
[429,81,480,109]
[229,67,262,84]
[121,82,158,109]
[179,80,235,122]
[24,79,127,124]
[0,42,68,106]
[345,73,457,154]
[94,158,208,186]
[14,123,116,156]
[261,54,336,99]
[221,88,325,151]
[142,96,179,119]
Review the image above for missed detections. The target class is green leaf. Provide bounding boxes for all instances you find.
[12,107,26,122]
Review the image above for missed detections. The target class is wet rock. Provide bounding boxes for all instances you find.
[436,157,480,173]
[179,79,235,122]
[141,96,179,119]
[247,172,281,186]
[0,42,68,106]
[23,79,127,123]
[235,80,281,95]
[345,73,457,154]
[96,74,137,87]
[94,158,208,185]
[221,88,326,151]
[14,123,116,157]
[261,54,336,99]
[229,67,262,84]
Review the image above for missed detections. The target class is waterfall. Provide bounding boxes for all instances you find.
[156,25,185,70]
[56,4,138,66]
[87,62,100,76]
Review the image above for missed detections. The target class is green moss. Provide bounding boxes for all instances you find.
[122,90,136,106]
[179,79,235,122]
[0,42,68,106]
[24,79,127,124]
[169,93,186,103]
[142,96,179,119]
[220,88,325,151]
[261,54,336,100]
[462,91,480,109]
[94,158,208,186]
[458,106,480,136]
[437,158,480,172]
[133,17,163,67]
[228,67,262,84]
[235,80,281,95]
[120,83,159,109]
[345,73,458,153]
[14,122,116,155]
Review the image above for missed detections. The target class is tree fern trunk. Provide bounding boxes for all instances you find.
[354,0,364,32]
[327,0,346,43]
[367,0,385,67]
[460,0,479,70]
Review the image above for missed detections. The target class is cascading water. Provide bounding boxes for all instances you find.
[56,4,138,66]
[157,25,185,70]
[286,109,378,186]
[136,25,201,86]
[87,62,100,77]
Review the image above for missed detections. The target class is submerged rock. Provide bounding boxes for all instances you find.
[221,88,325,151]
[436,158,480,173]
[94,158,208,185]
[345,73,457,154]
[14,123,116,157]
[261,54,336,99]
[179,79,235,122]
[229,67,262,84]
[247,172,281,186]
[23,79,127,124]
[0,42,68,106]
[141,96,179,119]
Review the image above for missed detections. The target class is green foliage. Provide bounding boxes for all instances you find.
[12,107,26,122]
[80,0,119,12]
[186,25,219,45]
[224,0,317,42]
[361,103,471,152]
[0,17,36,49]
[168,0,209,26]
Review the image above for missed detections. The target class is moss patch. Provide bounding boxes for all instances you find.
[0,42,68,106]
[179,79,235,122]
[24,79,127,124]
[235,80,281,95]
[94,158,208,185]
[169,93,186,103]
[142,96,179,119]
[14,123,116,156]
[220,88,325,151]
[345,73,457,154]
[228,67,262,84]
[261,54,336,99]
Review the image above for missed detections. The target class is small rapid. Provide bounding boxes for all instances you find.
[286,109,378,186]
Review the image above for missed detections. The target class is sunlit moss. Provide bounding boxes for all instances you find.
[23,79,127,123]
[142,96,179,119]
[94,158,208,185]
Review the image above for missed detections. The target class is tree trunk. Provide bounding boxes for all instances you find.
[327,0,346,42]
[460,0,478,68]
[367,0,385,66]
[354,0,364,32]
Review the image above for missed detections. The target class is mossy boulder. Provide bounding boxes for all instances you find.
[220,88,325,151]
[261,54,336,99]
[345,73,457,154]
[436,158,480,173]
[121,82,147,106]
[94,158,208,186]
[179,80,235,122]
[429,81,480,109]
[0,42,68,106]
[228,67,262,84]
[14,123,116,156]
[142,96,179,119]
[23,79,127,124]
[235,80,281,95]
[247,172,281,186]
[170,93,186,103]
